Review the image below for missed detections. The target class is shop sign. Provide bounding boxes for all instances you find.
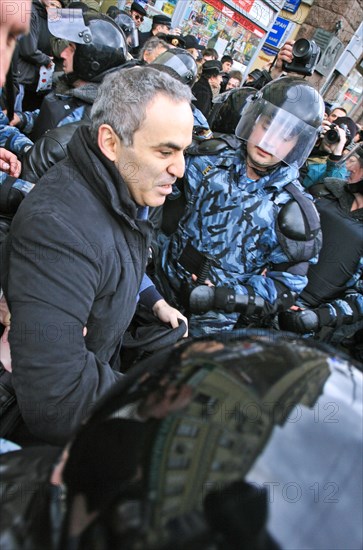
[234,0,255,12]
[283,0,301,14]
[162,2,175,15]
[206,0,265,37]
[224,0,275,27]
[264,16,290,47]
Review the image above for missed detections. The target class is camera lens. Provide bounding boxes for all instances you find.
[292,38,311,59]
[325,125,340,144]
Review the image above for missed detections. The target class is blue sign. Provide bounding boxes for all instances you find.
[264,17,290,48]
[283,0,301,14]
[261,45,280,57]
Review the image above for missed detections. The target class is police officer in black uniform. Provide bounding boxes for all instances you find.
[138,13,172,50]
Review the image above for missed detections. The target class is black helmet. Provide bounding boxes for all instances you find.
[208,86,256,134]
[59,332,362,550]
[151,47,198,87]
[106,5,122,18]
[236,77,325,168]
[47,8,128,81]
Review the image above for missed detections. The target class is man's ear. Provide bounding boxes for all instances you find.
[97,124,119,162]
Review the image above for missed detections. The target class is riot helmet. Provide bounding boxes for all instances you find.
[58,332,362,550]
[47,8,128,81]
[208,86,256,134]
[235,77,325,168]
[343,143,363,193]
[151,47,198,87]
[114,11,139,49]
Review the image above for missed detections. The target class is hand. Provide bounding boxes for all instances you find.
[270,40,294,79]
[191,274,214,287]
[329,125,348,155]
[320,119,332,136]
[0,295,11,327]
[0,296,12,372]
[0,148,21,177]
[0,326,12,372]
[9,113,21,127]
[152,299,188,337]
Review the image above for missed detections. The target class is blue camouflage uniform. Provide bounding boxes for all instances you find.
[192,106,213,140]
[0,111,34,207]
[161,145,321,334]
[0,112,33,156]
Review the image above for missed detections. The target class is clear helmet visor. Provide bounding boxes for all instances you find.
[335,143,363,166]
[235,98,320,168]
[339,144,363,183]
[47,8,92,44]
[114,14,139,48]
[212,89,233,104]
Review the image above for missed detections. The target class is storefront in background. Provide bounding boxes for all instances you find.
[174,0,265,71]
[123,0,283,75]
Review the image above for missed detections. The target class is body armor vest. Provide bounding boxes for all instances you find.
[301,196,363,306]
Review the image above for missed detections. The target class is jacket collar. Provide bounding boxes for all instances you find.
[324,178,363,220]
[68,125,148,231]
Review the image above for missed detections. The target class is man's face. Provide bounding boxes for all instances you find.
[131,10,143,29]
[187,47,199,60]
[154,24,170,35]
[346,155,363,183]
[226,77,240,90]
[143,43,168,64]
[42,0,62,8]
[60,42,75,74]
[115,95,193,207]
[209,74,222,93]
[328,108,346,122]
[0,0,31,87]
[247,114,297,170]
[222,61,232,73]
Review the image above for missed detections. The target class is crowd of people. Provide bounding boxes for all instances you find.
[0,0,362,448]
[0,1,362,548]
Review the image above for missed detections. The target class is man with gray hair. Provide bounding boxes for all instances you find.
[1,66,194,445]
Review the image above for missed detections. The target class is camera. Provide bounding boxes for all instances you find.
[324,123,349,144]
[283,38,320,76]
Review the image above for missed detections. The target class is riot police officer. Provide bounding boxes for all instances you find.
[10,8,128,142]
[159,77,324,335]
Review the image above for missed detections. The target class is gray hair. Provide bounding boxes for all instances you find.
[90,66,192,146]
[139,36,170,61]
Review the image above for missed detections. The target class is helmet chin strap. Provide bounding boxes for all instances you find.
[242,142,282,177]
[62,71,80,86]
[346,179,363,194]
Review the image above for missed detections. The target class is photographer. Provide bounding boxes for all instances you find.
[300,116,357,189]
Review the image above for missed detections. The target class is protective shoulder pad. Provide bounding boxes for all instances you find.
[276,194,322,263]
[186,134,241,156]
[278,200,309,241]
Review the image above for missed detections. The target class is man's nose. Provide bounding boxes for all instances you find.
[168,153,185,179]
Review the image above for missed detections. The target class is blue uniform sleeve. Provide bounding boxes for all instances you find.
[0,125,33,156]
[138,274,163,309]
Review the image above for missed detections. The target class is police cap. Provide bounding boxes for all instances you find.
[131,2,147,16]
[152,14,172,28]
